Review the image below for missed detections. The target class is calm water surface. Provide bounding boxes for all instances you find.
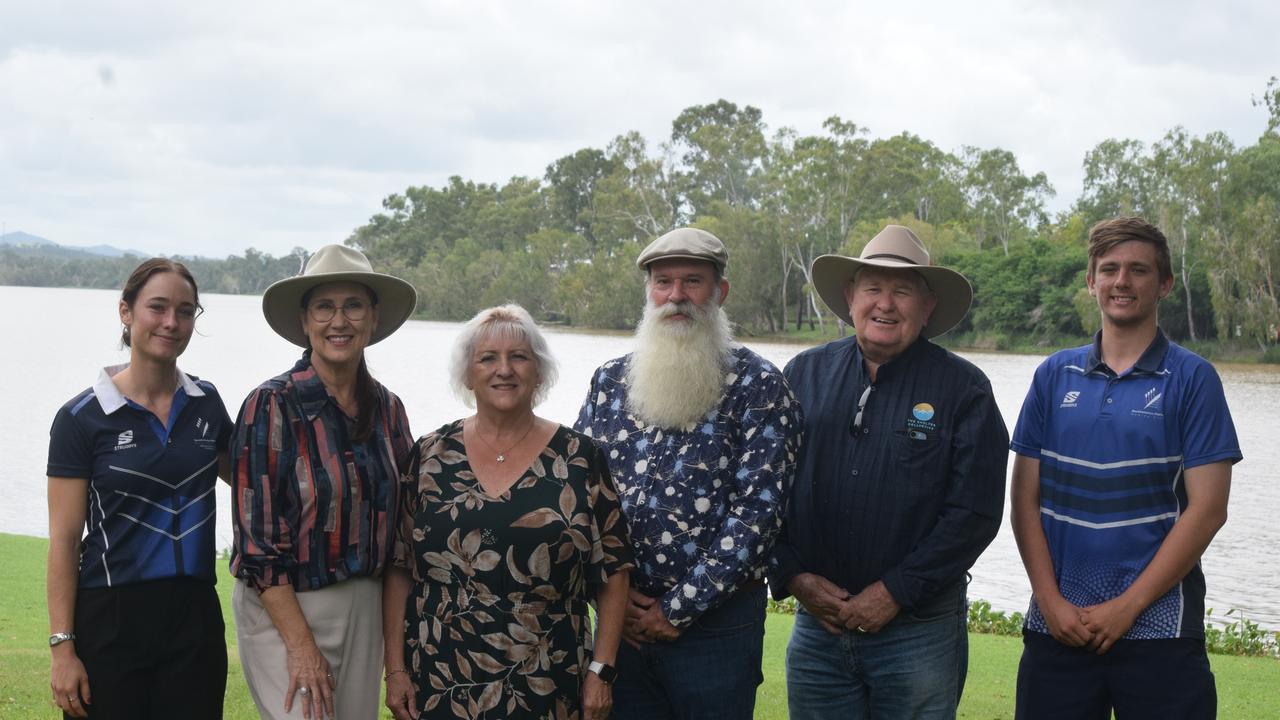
[6,286,1278,628]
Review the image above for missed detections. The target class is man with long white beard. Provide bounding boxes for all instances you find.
[575,227,803,720]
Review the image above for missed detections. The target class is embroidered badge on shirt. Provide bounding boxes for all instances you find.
[906,402,938,439]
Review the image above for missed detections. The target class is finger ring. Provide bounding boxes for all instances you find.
[856,626,867,633]
[326,673,334,678]
[69,695,77,702]
[299,686,310,695]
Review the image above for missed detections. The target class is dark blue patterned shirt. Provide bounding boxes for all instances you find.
[574,345,803,627]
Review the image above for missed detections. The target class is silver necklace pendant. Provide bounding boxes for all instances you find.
[496,454,506,463]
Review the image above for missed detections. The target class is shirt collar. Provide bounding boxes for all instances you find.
[289,352,335,422]
[853,334,931,383]
[1085,328,1169,375]
[93,363,204,415]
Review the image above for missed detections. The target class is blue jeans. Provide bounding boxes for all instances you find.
[611,585,766,720]
[786,582,968,720]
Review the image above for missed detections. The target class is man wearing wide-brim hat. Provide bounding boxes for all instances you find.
[768,225,1010,719]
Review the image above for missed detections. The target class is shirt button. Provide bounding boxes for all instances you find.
[862,428,869,434]
[1106,398,1113,404]
[851,470,859,476]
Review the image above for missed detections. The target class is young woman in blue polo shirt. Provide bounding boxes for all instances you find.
[46,259,231,719]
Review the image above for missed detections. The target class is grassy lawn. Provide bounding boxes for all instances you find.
[3,532,1277,718]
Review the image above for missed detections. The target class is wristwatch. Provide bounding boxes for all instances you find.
[49,632,76,647]
[587,660,617,684]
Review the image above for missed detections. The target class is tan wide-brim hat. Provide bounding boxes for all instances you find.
[262,244,418,348]
[811,225,973,338]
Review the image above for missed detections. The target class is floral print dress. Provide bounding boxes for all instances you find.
[394,421,634,719]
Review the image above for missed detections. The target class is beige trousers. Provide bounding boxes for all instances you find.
[234,578,383,720]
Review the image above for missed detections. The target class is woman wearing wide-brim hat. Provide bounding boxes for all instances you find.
[229,244,417,720]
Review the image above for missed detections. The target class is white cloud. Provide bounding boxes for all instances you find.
[1,0,1275,257]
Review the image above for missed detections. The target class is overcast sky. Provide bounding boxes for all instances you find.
[2,1,1276,258]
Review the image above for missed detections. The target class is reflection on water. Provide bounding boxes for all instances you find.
[7,286,1278,628]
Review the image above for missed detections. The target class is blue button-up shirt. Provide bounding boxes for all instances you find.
[575,345,803,627]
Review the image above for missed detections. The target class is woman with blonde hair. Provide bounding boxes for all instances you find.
[383,304,632,720]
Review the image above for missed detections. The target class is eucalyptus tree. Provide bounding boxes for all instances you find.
[544,147,618,249]
[961,147,1055,255]
[592,131,681,244]
[670,100,768,214]
[761,117,871,331]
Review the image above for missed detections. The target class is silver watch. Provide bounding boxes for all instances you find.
[49,632,76,647]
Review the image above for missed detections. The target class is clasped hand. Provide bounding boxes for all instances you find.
[623,590,680,646]
[788,574,900,635]
[1041,593,1140,655]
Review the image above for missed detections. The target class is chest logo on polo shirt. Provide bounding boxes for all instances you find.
[1132,387,1164,418]
[1060,391,1081,408]
[906,402,938,436]
[193,416,218,448]
[114,430,136,451]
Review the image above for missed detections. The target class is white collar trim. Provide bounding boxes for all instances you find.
[93,364,205,415]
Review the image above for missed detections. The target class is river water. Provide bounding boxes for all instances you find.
[6,285,1278,628]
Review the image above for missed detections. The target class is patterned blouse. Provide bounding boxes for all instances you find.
[574,345,803,627]
[392,421,633,719]
[230,352,413,592]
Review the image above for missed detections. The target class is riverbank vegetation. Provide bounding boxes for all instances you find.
[3,533,1279,718]
[5,81,1280,360]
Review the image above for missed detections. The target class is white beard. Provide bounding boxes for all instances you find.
[624,296,734,429]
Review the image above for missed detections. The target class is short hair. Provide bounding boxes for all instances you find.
[449,304,559,408]
[120,258,201,347]
[1087,217,1173,282]
[643,260,724,284]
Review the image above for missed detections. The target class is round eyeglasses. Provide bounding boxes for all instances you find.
[307,299,370,323]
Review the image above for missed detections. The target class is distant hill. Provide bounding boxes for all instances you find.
[0,231,56,248]
[0,231,147,258]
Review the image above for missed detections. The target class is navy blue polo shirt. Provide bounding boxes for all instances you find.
[48,365,231,588]
[1011,330,1242,639]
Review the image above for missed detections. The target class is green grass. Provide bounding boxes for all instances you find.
[3,532,1277,718]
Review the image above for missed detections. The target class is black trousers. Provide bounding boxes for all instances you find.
[71,576,226,720]
[1016,630,1217,720]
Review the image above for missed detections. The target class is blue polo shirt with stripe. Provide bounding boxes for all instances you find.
[1011,330,1241,639]
[48,365,232,589]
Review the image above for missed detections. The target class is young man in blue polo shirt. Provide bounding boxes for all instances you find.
[1010,217,1241,719]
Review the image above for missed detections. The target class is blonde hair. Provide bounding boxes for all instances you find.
[449,304,558,408]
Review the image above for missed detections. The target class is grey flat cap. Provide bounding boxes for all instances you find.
[636,227,728,271]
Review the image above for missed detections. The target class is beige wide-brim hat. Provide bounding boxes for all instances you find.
[262,244,418,348]
[811,225,973,338]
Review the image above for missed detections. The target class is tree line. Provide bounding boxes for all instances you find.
[7,80,1279,350]
[346,83,1280,349]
